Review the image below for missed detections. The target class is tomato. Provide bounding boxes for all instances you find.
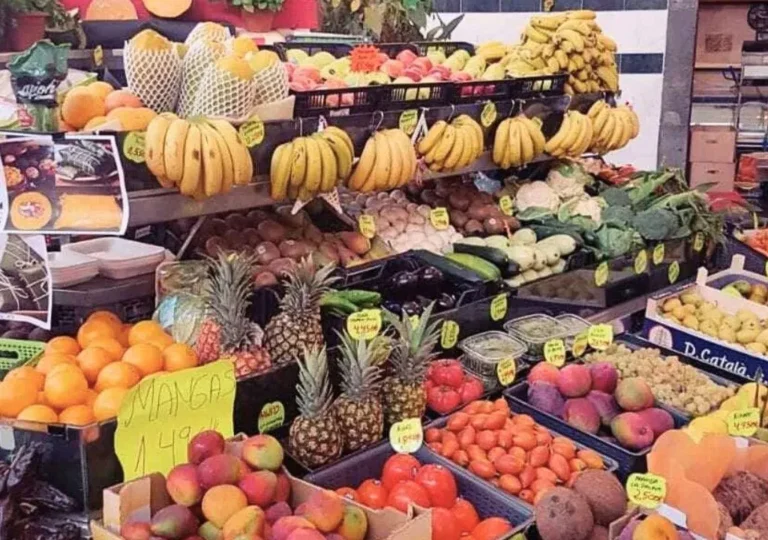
[356,479,388,509]
[429,359,465,388]
[452,498,480,533]
[428,385,462,414]
[335,487,358,501]
[471,517,512,540]
[459,377,485,404]
[381,454,420,491]
[415,464,457,508]
[431,507,462,540]
[386,480,430,512]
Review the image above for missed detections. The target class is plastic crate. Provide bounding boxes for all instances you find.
[373,42,419,57]
[306,443,534,536]
[233,361,300,436]
[379,82,451,110]
[279,41,354,58]
[412,41,475,57]
[0,338,45,379]
[52,295,155,335]
[291,86,381,118]
[511,73,568,98]
[449,79,514,104]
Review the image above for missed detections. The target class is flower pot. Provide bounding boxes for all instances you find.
[241,9,275,32]
[273,0,318,30]
[7,12,48,52]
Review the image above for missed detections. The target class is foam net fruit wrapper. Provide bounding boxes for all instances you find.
[188,67,256,119]
[178,40,226,117]
[252,63,289,106]
[123,42,182,113]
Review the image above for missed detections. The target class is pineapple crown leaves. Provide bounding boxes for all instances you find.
[203,252,258,350]
[336,330,388,400]
[295,345,336,419]
[279,256,338,313]
[383,302,440,384]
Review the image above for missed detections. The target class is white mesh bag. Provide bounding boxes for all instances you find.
[252,62,289,106]
[185,22,231,47]
[123,36,182,113]
[178,39,226,117]
[188,63,256,119]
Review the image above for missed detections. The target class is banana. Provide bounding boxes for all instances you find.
[454,116,482,162]
[614,109,634,149]
[572,54,585,70]
[544,112,571,155]
[289,137,307,189]
[587,99,606,119]
[575,112,594,155]
[145,113,176,187]
[576,69,589,82]
[516,118,535,165]
[493,118,510,165]
[163,119,190,185]
[554,49,569,70]
[443,128,465,170]
[506,120,522,168]
[591,104,610,142]
[596,111,616,149]
[558,19,593,35]
[418,120,447,155]
[559,112,581,154]
[202,123,234,194]
[542,43,555,58]
[531,14,566,29]
[383,130,403,189]
[596,66,619,92]
[525,24,552,44]
[324,126,354,158]
[519,115,546,156]
[597,34,617,51]
[546,57,560,72]
[322,130,353,180]
[570,77,588,93]
[199,124,224,197]
[207,118,252,186]
[302,136,323,194]
[582,47,594,63]
[557,29,585,52]
[457,127,475,169]
[372,132,391,190]
[560,41,575,54]
[348,136,376,191]
[432,124,456,164]
[270,142,292,201]
[620,105,640,138]
[567,9,596,19]
[567,59,578,73]
[390,129,415,186]
[179,124,202,197]
[606,111,625,150]
[314,136,337,193]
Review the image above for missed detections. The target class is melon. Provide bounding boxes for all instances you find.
[85,0,137,20]
[124,30,182,112]
[228,36,258,58]
[177,39,226,117]
[188,54,255,118]
[142,0,191,18]
[184,22,230,46]
[62,91,106,129]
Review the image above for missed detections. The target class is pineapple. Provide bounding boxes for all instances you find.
[289,346,343,467]
[264,258,336,366]
[333,332,388,452]
[382,303,440,425]
[195,253,271,377]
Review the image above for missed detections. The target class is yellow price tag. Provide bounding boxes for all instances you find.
[481,102,497,128]
[544,339,566,367]
[441,320,460,349]
[347,309,382,340]
[499,195,513,216]
[430,208,449,230]
[490,294,508,322]
[693,232,704,253]
[497,358,517,386]
[399,110,418,136]
[358,214,376,239]
[728,408,760,437]
[668,261,680,284]
[594,261,609,287]
[239,118,265,147]
[389,418,423,454]
[123,131,146,164]
[115,361,236,481]
[572,332,588,358]
[626,473,666,509]
[258,401,285,434]
[588,324,613,350]
[653,244,665,265]
[634,250,647,275]
[93,45,104,67]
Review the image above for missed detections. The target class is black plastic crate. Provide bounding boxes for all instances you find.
[450,79,514,104]
[412,41,475,56]
[52,295,155,335]
[379,82,451,110]
[511,73,568,98]
[279,41,353,58]
[373,42,419,57]
[233,361,299,436]
[291,86,381,118]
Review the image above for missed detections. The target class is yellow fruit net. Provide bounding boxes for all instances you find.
[252,62,289,106]
[178,39,226,117]
[185,22,231,47]
[123,37,182,112]
[188,64,256,119]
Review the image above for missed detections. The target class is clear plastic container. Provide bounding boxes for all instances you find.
[63,238,167,279]
[458,331,528,378]
[504,314,568,359]
[555,314,590,349]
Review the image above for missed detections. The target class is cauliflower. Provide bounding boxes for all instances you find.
[546,162,591,200]
[515,181,560,213]
[572,195,603,224]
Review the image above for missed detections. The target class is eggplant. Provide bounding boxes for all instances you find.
[402,301,422,316]
[382,300,402,314]
[436,293,456,311]
[390,271,418,300]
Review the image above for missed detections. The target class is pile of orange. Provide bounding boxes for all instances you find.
[0,310,199,427]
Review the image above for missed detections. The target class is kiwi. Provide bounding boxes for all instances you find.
[205,236,226,256]
[535,487,594,540]
[242,228,261,246]
[279,240,310,260]
[223,230,243,248]
[253,271,278,288]
[246,209,270,224]
[254,241,281,265]
[448,192,471,211]
[257,220,288,243]
[572,470,627,526]
[225,213,248,231]
[209,218,228,235]
[464,219,484,235]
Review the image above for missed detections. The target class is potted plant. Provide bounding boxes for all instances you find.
[1,0,67,52]
[238,0,284,32]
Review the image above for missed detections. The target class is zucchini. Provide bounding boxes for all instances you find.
[320,293,359,314]
[454,243,509,268]
[444,253,502,281]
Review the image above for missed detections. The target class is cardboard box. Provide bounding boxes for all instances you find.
[690,161,735,191]
[690,127,736,163]
[696,3,753,66]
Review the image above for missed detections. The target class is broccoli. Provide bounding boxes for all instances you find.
[602,205,634,227]
[631,208,679,240]
[600,187,632,207]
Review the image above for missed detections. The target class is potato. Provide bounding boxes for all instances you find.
[747,342,768,355]
[737,328,760,345]
[672,306,687,320]
[663,298,682,313]
[683,304,697,315]
[719,326,736,343]
[682,315,700,331]
[742,319,761,333]
[700,319,718,337]
[681,291,703,306]
[722,315,741,330]
[757,329,768,345]
[737,309,758,323]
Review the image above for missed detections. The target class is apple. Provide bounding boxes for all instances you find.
[411,57,433,74]
[377,52,389,64]
[293,65,321,83]
[396,49,418,67]
[449,71,472,82]
[428,65,451,79]
[380,59,405,78]
[402,68,422,82]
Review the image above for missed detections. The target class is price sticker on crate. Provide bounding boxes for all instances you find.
[728,408,760,437]
[634,250,647,275]
[588,324,613,350]
[490,294,507,322]
[693,232,704,253]
[497,357,517,386]
[239,118,265,147]
[430,207,449,230]
[571,332,589,358]
[389,418,423,453]
[399,109,418,136]
[668,261,680,284]
[594,261,609,287]
[347,309,382,340]
[358,214,376,239]
[481,102,497,128]
[258,401,285,434]
[123,132,146,164]
[441,320,460,349]
[499,195,513,216]
[544,339,566,367]
[652,244,665,265]
[626,473,666,509]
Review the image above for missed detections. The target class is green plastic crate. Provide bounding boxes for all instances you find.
[0,339,45,378]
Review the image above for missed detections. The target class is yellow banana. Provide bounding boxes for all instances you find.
[289,137,307,188]
[201,123,234,194]
[587,99,606,119]
[519,115,546,156]
[506,120,522,168]
[457,127,475,168]
[598,34,617,51]
[525,25,551,44]
[544,112,572,155]
[443,128,465,170]
[322,131,353,181]
[531,14,566,30]
[348,136,376,191]
[572,54,585,70]
[596,66,618,92]
[560,40,575,54]
[270,142,292,201]
[207,118,252,186]
[324,126,354,157]
[620,105,640,138]
[370,132,390,190]
[606,111,625,150]
[558,19,593,35]
[493,118,510,165]
[418,120,447,156]
[178,124,202,197]
[567,9,596,19]
[432,125,456,164]
[199,124,223,197]
[554,49,568,70]
[384,130,403,189]
[558,29,585,52]
[591,105,610,143]
[145,113,176,187]
[302,136,323,195]
[515,119,534,164]
[163,119,190,185]
[315,136,338,193]
[596,111,616,149]
[390,129,415,186]
[560,112,582,154]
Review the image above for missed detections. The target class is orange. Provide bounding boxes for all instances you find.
[59,404,96,426]
[44,368,88,409]
[37,391,52,407]
[87,310,121,325]
[86,81,114,101]
[146,332,174,351]
[95,362,141,391]
[117,324,132,348]
[163,343,199,372]
[122,343,164,376]
[17,404,58,423]
[86,337,125,361]
[93,387,128,421]
[48,362,84,378]
[83,389,98,408]
[0,379,38,418]
[45,336,81,356]
[5,366,45,391]
[128,320,165,346]
[36,353,77,375]
[77,347,115,384]
[77,319,118,348]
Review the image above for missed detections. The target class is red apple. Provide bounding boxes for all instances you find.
[380,59,405,78]
[396,49,418,67]
[293,65,321,83]
[449,71,472,82]
[429,65,451,79]
[402,68,422,82]
[411,57,433,74]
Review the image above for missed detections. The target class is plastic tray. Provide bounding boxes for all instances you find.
[458,331,527,378]
[0,338,45,379]
[555,313,590,349]
[504,314,568,359]
[49,251,100,287]
[62,238,166,280]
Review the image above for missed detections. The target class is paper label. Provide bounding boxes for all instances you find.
[634,250,647,274]
[258,401,285,434]
[572,331,588,357]
[93,45,104,67]
[544,339,566,367]
[430,207,449,230]
[653,243,665,265]
[123,131,146,164]
[588,324,613,350]
[765,260,768,278]
[389,417,423,453]
[115,361,236,480]
[499,195,513,216]
[239,118,265,147]
[626,473,666,509]
[358,214,376,239]
[490,294,508,322]
[668,261,680,284]
[399,110,418,136]
[497,358,517,386]
[0,425,15,451]
[727,408,760,437]
[693,232,704,252]
[481,102,497,127]
[594,261,609,287]
[441,320,460,349]
[347,309,382,340]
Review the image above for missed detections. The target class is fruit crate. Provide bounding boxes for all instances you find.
[373,42,419,57]
[0,338,45,380]
[378,82,451,111]
[278,41,354,58]
[449,79,514,105]
[411,41,475,56]
[52,295,156,335]
[511,73,568,98]
[281,433,394,478]
[305,442,534,535]
[233,361,300,437]
[719,229,767,275]
[291,86,382,118]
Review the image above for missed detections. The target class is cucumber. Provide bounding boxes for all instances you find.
[320,293,359,314]
[444,253,502,281]
[336,289,382,306]
[454,243,509,268]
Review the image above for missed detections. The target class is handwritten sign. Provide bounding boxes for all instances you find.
[441,320,460,349]
[653,243,665,265]
[115,361,236,481]
[123,131,146,164]
[626,473,666,509]
[239,118,265,147]
[571,331,588,358]
[358,214,376,239]
[499,195,513,216]
[668,261,680,284]
[693,232,704,253]
[594,261,609,287]
[634,250,647,275]
[389,418,423,453]
[399,110,418,136]
[588,324,613,350]
[544,339,566,367]
[728,408,760,437]
[490,294,508,322]
[481,102,497,127]
[258,401,285,434]
[430,208,449,230]
[347,309,382,340]
[497,358,517,386]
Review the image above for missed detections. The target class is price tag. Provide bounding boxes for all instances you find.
[258,401,285,434]
[668,261,680,284]
[727,408,760,437]
[594,261,609,287]
[499,195,513,216]
[544,339,566,367]
[123,131,146,164]
[626,473,666,509]
[693,232,704,253]
[358,214,376,239]
[481,102,497,127]
[347,309,382,340]
[653,243,665,265]
[389,418,423,453]
[93,45,104,67]
[441,320,459,349]
[399,110,418,136]
[490,294,508,322]
[239,118,265,147]
[497,358,517,386]
[115,361,236,481]
[588,324,613,350]
[430,207,449,230]
[571,332,588,358]
[634,250,647,275]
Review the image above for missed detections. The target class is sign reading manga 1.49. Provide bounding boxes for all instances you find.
[115,361,236,480]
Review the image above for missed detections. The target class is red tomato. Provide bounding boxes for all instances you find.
[357,479,388,509]
[428,385,462,414]
[431,507,462,540]
[381,454,421,491]
[429,359,465,388]
[472,517,513,540]
[452,498,480,533]
[335,487,358,501]
[459,377,485,404]
[386,480,430,512]
[415,464,458,508]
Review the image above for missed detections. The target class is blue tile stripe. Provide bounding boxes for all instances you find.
[434,0,667,10]
[617,53,664,74]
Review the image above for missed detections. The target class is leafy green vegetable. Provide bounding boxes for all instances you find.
[593,225,634,259]
[602,205,634,228]
[631,208,679,240]
[600,187,632,207]
[516,206,555,221]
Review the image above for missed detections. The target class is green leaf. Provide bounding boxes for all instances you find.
[242,3,254,11]
[363,4,384,36]
[408,5,427,29]
[440,13,464,38]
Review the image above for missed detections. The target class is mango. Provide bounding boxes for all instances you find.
[239,470,277,507]
[275,472,291,502]
[271,516,316,540]
[335,505,368,540]
[222,506,265,539]
[266,502,292,524]
[202,485,248,528]
[167,463,203,506]
[241,434,284,471]
[120,522,152,540]
[199,521,224,540]
[297,490,344,533]
[150,504,199,539]
[198,454,248,489]
[188,430,226,465]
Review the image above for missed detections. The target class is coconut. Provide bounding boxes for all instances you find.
[573,470,628,526]
[535,487,594,540]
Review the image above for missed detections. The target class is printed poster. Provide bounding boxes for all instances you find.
[0,234,51,329]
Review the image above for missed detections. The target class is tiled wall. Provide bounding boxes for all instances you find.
[429,2,668,169]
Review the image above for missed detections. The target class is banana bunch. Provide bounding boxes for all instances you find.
[543,110,593,158]
[491,115,546,169]
[475,41,514,63]
[418,115,484,173]
[587,101,640,154]
[270,126,354,201]
[145,114,253,198]
[347,129,416,192]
